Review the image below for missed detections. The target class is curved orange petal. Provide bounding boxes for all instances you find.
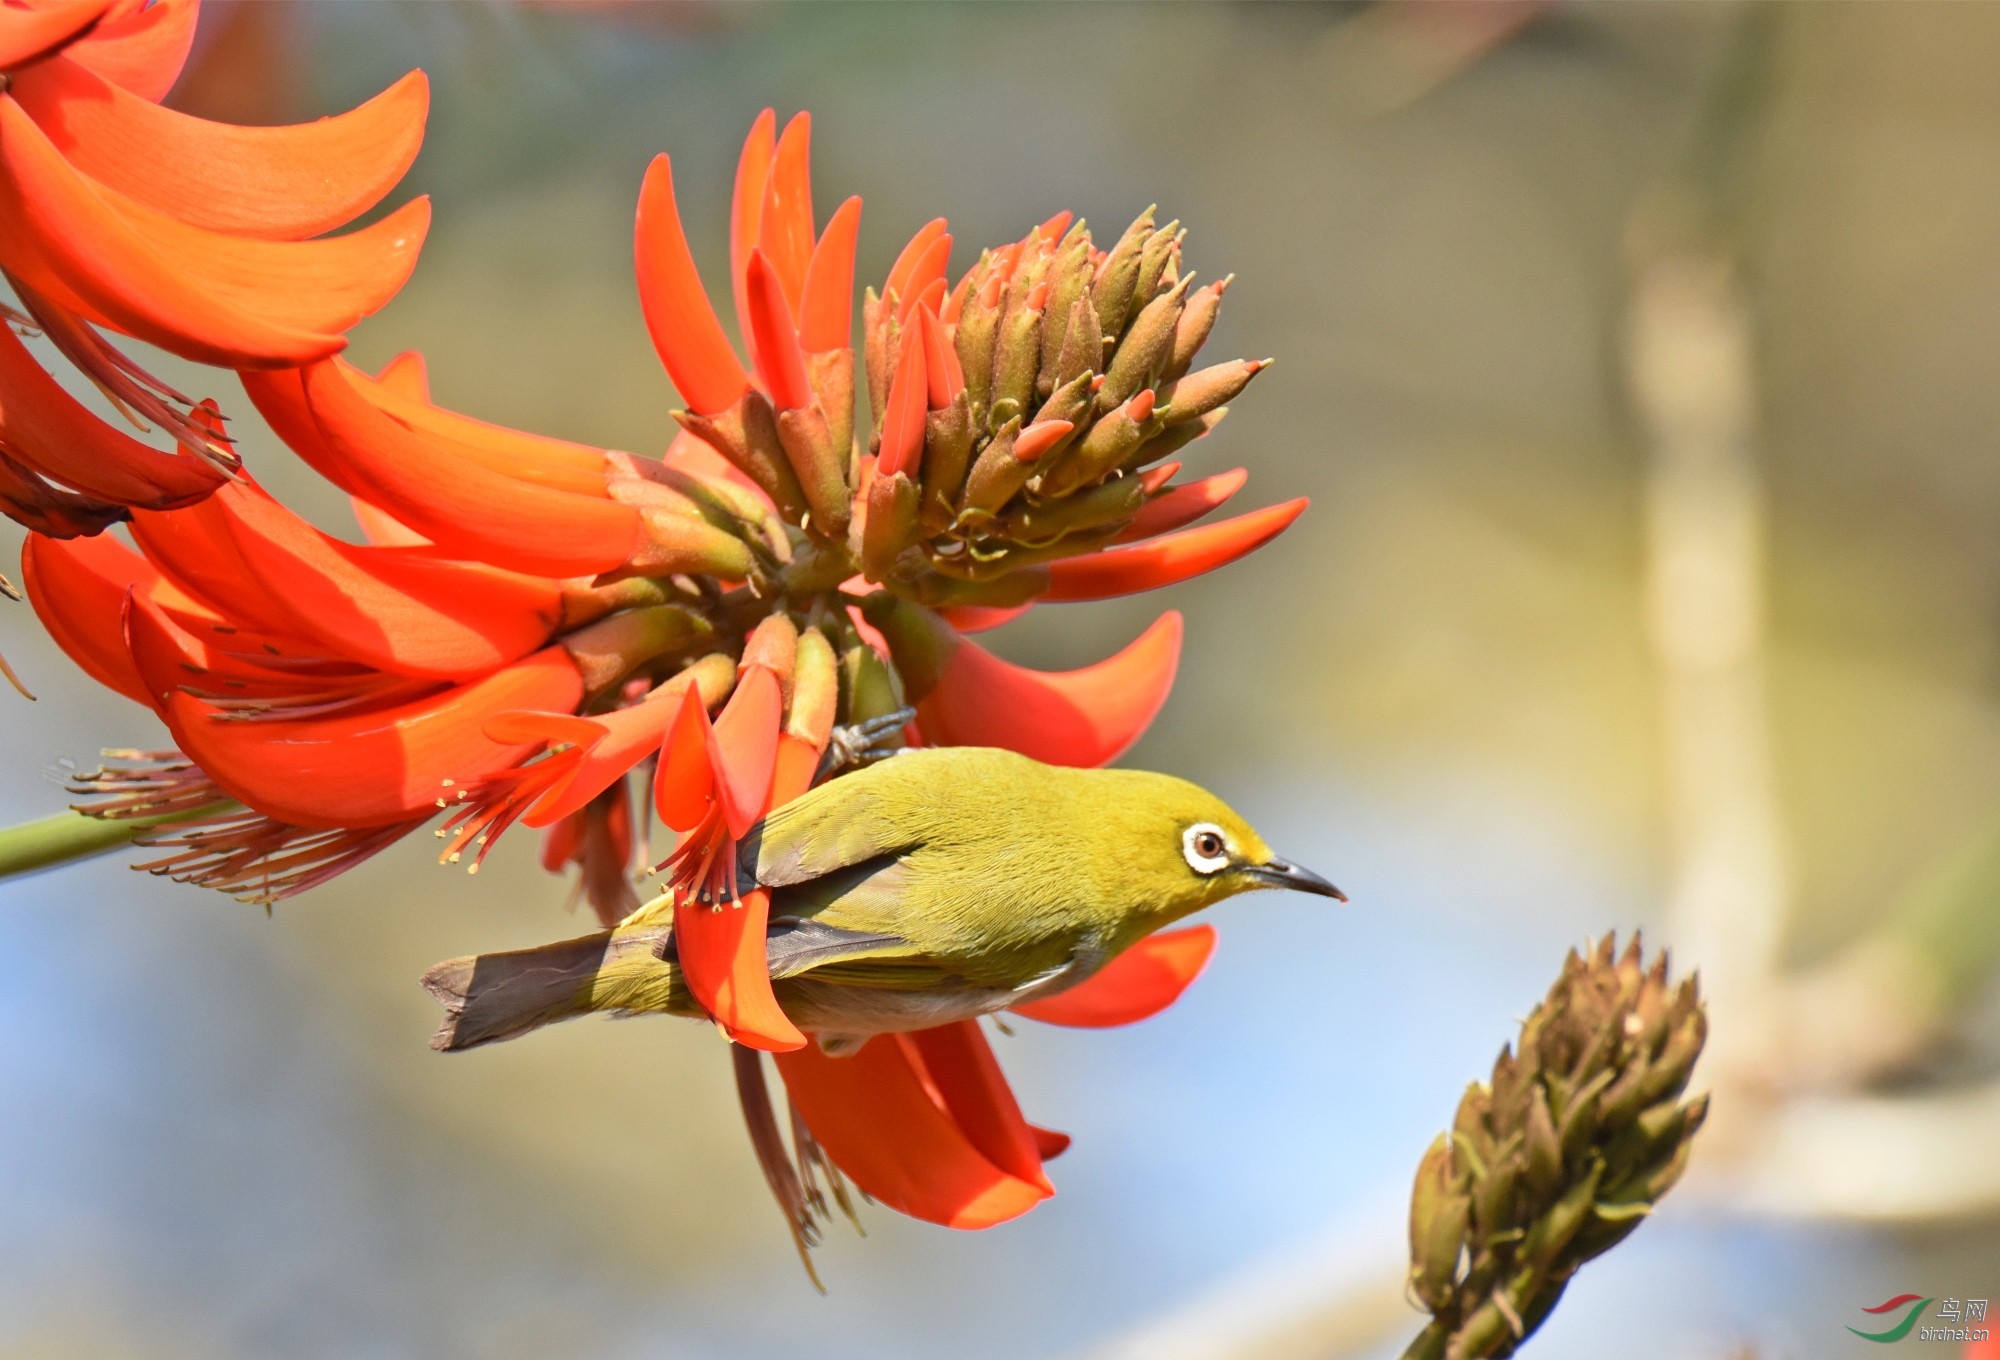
[21,529,158,702]
[745,250,811,411]
[917,305,963,409]
[123,590,405,716]
[936,602,1032,635]
[96,185,430,340]
[636,153,749,415]
[165,646,584,829]
[907,1021,1052,1192]
[0,96,338,366]
[244,362,641,578]
[0,0,108,70]
[875,327,926,478]
[896,237,952,320]
[798,195,860,354]
[492,663,727,827]
[64,0,196,101]
[340,355,612,496]
[912,611,1182,767]
[674,886,807,1052]
[757,111,813,314]
[655,683,719,832]
[369,349,429,401]
[768,1032,1048,1240]
[1114,467,1249,543]
[0,313,224,506]
[884,217,948,304]
[538,806,585,874]
[213,483,564,680]
[728,109,776,372]
[711,665,781,838]
[11,59,428,240]
[350,496,428,547]
[1031,1125,1071,1161]
[1041,498,1308,603]
[130,493,321,640]
[774,1036,1050,1229]
[1011,924,1217,1028]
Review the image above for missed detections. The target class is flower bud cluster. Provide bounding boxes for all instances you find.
[1402,934,1709,1360]
[857,208,1265,606]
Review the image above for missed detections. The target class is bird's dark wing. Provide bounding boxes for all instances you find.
[740,768,922,888]
[762,916,910,979]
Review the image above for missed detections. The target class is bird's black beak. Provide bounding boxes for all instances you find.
[1248,856,1347,900]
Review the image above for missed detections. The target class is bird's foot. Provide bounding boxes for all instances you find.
[818,709,915,778]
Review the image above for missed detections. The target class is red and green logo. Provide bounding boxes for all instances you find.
[1849,1295,1934,1343]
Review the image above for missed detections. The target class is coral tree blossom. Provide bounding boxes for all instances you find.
[7,3,1307,1251]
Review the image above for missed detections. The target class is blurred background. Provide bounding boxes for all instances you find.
[2,2,1998,1356]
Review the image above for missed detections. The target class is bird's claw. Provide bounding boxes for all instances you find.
[819,709,916,778]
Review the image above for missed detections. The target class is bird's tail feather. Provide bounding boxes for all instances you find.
[423,931,623,1052]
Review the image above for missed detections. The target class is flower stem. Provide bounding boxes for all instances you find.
[0,801,238,882]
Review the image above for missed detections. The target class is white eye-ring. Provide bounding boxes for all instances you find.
[1182,823,1231,875]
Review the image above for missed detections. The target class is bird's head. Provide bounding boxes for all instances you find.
[1094,768,1347,927]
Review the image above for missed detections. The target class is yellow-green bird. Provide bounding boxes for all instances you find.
[423,746,1343,1053]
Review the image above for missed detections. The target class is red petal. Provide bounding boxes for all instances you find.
[914,611,1181,767]
[728,109,776,372]
[907,1021,1052,1192]
[744,249,811,411]
[0,312,224,506]
[243,362,640,578]
[0,0,107,70]
[901,273,947,324]
[636,153,749,415]
[350,496,428,547]
[130,493,320,640]
[937,602,1033,635]
[340,356,613,497]
[798,195,860,353]
[99,188,430,341]
[20,529,164,703]
[503,663,726,827]
[1013,418,1072,463]
[212,482,564,679]
[1040,498,1308,602]
[165,646,585,829]
[10,59,428,240]
[674,887,807,1052]
[875,328,926,479]
[773,1036,1050,1229]
[1011,924,1217,1028]
[917,305,963,409]
[0,96,343,366]
[757,111,813,314]
[655,683,717,832]
[1030,1125,1071,1161]
[538,809,584,874]
[370,349,430,401]
[1114,467,1249,543]
[710,664,780,838]
[884,218,948,304]
[123,589,398,715]
[63,0,196,101]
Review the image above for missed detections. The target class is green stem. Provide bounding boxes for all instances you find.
[0,801,236,881]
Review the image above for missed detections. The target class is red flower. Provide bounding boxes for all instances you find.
[10,66,1313,1252]
[0,0,435,532]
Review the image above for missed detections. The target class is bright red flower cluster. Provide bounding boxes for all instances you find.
[6,3,1306,1244]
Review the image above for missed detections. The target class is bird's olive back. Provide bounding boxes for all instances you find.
[751,748,1275,965]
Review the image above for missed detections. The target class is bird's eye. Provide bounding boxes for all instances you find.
[1182,823,1230,874]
